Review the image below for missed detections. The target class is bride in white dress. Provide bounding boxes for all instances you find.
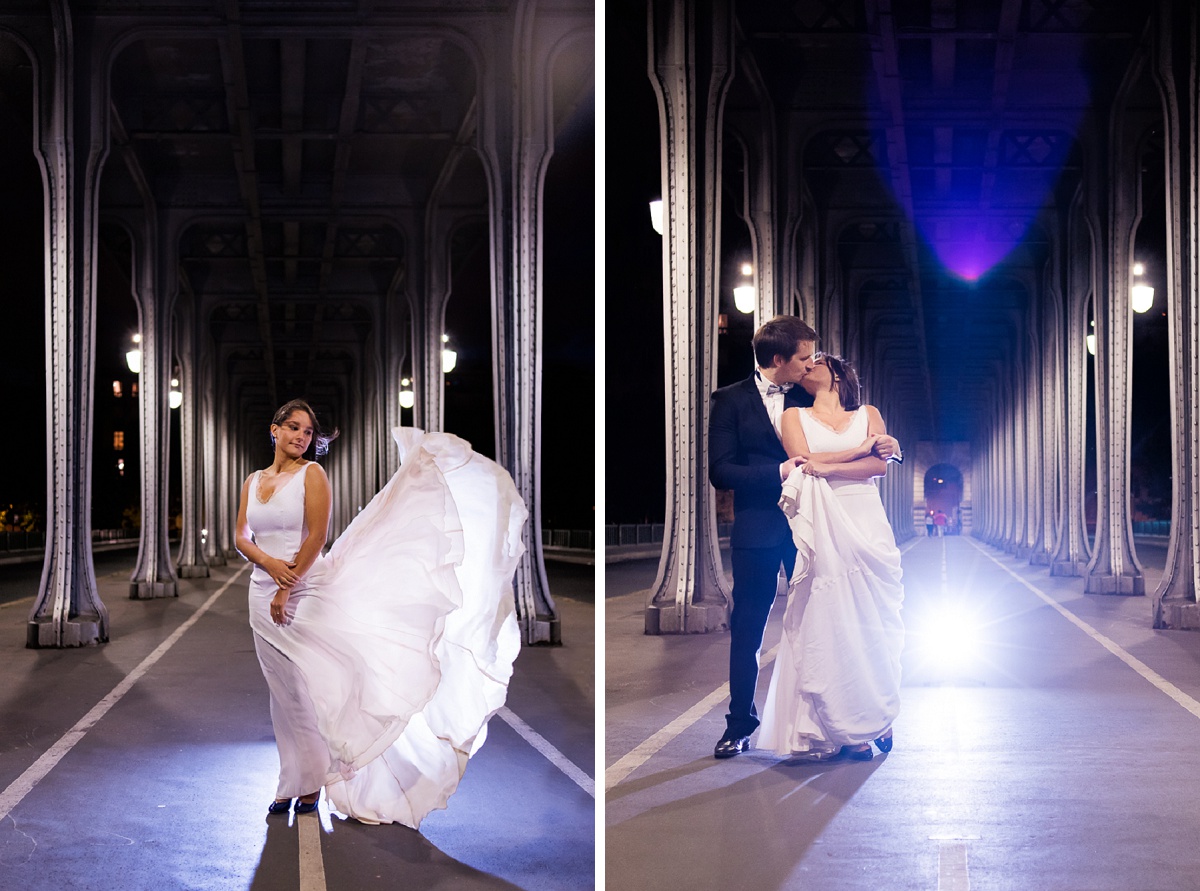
[757,356,904,761]
[234,399,525,827]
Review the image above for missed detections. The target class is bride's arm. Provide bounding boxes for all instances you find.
[289,463,332,579]
[234,475,300,588]
[801,406,889,481]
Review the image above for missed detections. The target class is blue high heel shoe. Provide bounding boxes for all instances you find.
[874,731,894,753]
[295,793,320,814]
[267,799,292,816]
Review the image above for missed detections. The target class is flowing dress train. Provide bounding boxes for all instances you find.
[246,428,525,827]
[757,407,904,756]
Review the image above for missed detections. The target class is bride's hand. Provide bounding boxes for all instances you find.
[856,435,879,459]
[270,588,290,626]
[265,557,299,589]
[802,461,831,478]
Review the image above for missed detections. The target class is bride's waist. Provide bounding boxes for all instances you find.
[827,479,878,494]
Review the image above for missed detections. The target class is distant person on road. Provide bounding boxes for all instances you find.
[926,510,935,537]
[933,509,947,537]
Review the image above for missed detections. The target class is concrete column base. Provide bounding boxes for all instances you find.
[177,564,210,579]
[129,580,178,599]
[205,553,227,567]
[27,615,107,648]
[1015,545,1033,559]
[645,599,731,634]
[1157,600,1200,630]
[1028,549,1053,566]
[1050,560,1088,577]
[1084,573,1145,596]
[528,617,562,646]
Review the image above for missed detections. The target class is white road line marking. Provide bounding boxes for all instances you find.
[938,841,971,891]
[297,807,327,891]
[605,643,781,792]
[967,539,1200,721]
[498,706,595,797]
[0,565,250,822]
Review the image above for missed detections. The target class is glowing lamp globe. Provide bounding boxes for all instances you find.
[733,284,755,314]
[649,199,664,235]
[1131,284,1154,313]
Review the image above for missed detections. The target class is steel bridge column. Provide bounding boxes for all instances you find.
[642,0,736,634]
[27,5,110,646]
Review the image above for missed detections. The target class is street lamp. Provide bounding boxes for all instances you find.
[168,374,182,410]
[125,333,142,374]
[1131,261,1154,313]
[441,334,457,374]
[733,260,756,314]
[733,284,755,314]
[1087,319,1096,356]
[398,377,415,409]
[649,199,663,235]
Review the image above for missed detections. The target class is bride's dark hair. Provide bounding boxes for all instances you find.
[822,355,862,411]
[270,399,340,457]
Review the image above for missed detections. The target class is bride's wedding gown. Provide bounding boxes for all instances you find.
[246,428,525,827]
[758,407,905,756]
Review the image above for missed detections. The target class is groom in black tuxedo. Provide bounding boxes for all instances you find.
[708,316,898,758]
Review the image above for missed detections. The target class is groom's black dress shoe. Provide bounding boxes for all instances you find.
[714,735,751,759]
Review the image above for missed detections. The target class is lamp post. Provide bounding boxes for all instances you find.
[441,333,457,374]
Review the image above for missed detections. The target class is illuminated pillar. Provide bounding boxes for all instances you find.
[1083,117,1144,596]
[1152,0,1200,625]
[27,3,110,646]
[175,269,208,579]
[129,215,179,599]
[642,0,735,634]
[1051,196,1092,576]
[474,0,586,644]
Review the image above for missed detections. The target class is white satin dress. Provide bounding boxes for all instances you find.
[758,407,905,757]
[245,428,525,828]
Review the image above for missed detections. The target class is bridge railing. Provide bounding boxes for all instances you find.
[0,528,139,553]
[541,528,595,551]
[604,523,733,547]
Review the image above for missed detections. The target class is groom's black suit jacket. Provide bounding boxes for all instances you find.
[709,375,813,549]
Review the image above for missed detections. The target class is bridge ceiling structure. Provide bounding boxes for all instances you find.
[100,17,493,432]
[731,0,1149,443]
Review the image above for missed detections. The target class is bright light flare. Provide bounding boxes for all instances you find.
[916,602,982,673]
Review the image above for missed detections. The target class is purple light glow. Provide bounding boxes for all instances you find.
[921,225,1025,282]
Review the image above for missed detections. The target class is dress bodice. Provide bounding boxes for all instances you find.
[795,406,875,493]
[246,465,310,585]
